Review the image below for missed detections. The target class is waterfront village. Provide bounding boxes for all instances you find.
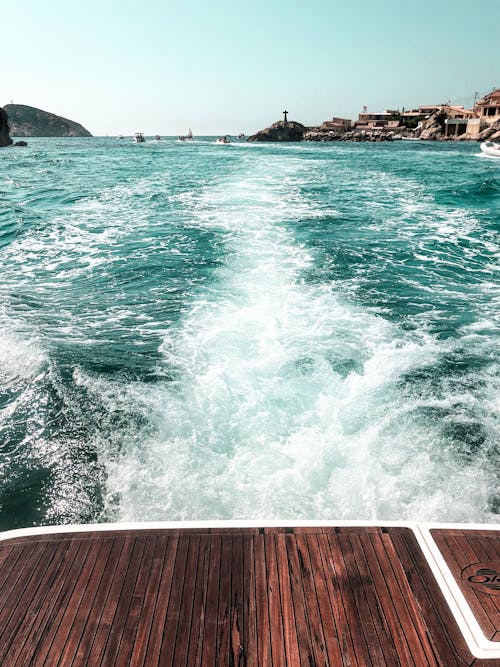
[248,88,500,142]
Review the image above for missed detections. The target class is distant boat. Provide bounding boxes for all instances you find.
[134,132,145,143]
[216,136,231,144]
[401,136,420,141]
[117,134,124,140]
[238,133,245,139]
[178,128,194,142]
[154,135,162,141]
[480,141,500,157]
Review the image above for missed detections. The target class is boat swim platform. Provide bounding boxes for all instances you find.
[0,521,498,666]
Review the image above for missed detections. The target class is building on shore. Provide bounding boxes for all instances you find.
[474,89,500,121]
[354,109,401,131]
[320,117,352,131]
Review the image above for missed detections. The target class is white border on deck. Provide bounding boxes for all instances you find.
[0,520,498,659]
[414,522,500,660]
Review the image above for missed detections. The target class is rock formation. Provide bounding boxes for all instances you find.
[0,106,13,146]
[247,120,306,142]
[4,104,92,137]
[418,111,447,140]
[477,120,500,142]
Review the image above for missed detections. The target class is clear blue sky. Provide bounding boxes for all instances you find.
[3,0,499,135]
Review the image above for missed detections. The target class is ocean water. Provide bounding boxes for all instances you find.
[0,137,498,530]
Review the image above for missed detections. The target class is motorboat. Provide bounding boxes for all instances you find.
[117,134,124,140]
[401,136,420,141]
[178,128,194,142]
[480,141,500,157]
[216,136,231,144]
[133,132,145,143]
[154,135,162,141]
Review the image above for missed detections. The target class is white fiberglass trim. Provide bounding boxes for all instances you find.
[0,518,416,541]
[414,522,500,660]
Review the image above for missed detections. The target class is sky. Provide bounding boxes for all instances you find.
[2,0,499,136]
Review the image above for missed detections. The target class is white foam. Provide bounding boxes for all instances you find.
[97,153,498,524]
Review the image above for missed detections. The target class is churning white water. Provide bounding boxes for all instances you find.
[77,153,497,523]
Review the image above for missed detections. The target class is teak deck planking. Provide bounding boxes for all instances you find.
[431,528,500,642]
[0,526,498,666]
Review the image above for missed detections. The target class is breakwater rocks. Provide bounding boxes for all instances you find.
[4,104,92,137]
[304,128,396,142]
[247,120,306,142]
[0,107,13,147]
[248,120,399,143]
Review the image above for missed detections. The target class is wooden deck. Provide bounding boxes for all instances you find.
[0,525,498,666]
[431,528,500,643]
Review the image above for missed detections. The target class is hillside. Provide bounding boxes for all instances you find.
[4,104,92,137]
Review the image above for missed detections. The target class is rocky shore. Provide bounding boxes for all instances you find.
[249,110,500,144]
[304,128,397,142]
[0,107,13,147]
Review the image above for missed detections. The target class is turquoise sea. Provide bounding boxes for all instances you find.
[0,137,498,530]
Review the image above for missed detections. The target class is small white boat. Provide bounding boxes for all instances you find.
[401,136,420,141]
[480,141,500,157]
[134,132,145,143]
[216,136,231,144]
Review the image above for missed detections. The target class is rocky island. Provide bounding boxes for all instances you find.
[247,120,307,142]
[4,104,92,137]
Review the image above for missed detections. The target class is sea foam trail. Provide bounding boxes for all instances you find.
[94,153,497,523]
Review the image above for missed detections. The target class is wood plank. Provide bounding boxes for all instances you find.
[200,535,221,667]
[274,534,302,665]
[230,533,245,666]
[243,534,258,667]
[254,534,273,667]
[215,531,232,666]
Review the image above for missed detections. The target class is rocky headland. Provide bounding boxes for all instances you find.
[0,107,13,146]
[4,104,92,137]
